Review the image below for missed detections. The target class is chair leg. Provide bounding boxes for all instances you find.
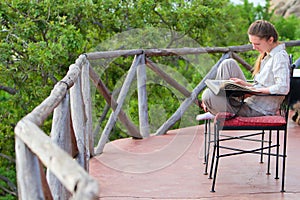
[281,130,287,192]
[211,126,220,193]
[211,156,219,193]
[203,120,209,175]
[266,130,272,175]
[260,130,265,163]
[204,120,212,175]
[203,119,208,164]
[275,130,280,179]
[208,144,215,179]
[209,124,217,179]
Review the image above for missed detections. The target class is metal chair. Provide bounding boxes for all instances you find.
[208,57,299,193]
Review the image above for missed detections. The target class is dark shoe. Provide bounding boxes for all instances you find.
[292,111,298,122]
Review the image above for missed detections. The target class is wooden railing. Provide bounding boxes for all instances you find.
[14,55,98,199]
[14,40,300,199]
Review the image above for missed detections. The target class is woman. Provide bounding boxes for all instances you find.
[201,20,290,117]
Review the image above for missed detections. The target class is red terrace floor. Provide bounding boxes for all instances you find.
[90,117,300,200]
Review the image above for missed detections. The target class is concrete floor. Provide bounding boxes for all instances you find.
[90,117,300,200]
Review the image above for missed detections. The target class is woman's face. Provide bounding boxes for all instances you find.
[248,35,274,54]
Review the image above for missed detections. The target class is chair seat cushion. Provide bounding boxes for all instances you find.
[215,112,286,127]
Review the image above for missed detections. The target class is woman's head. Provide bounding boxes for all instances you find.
[248,20,279,54]
[248,20,278,42]
[249,20,280,75]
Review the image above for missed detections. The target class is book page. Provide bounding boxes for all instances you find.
[205,79,260,95]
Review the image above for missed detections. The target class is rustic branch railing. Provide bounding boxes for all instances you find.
[14,40,300,199]
[14,55,99,199]
[87,40,300,140]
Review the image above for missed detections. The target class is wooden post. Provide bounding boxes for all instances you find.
[82,60,94,156]
[15,136,46,199]
[46,93,72,199]
[94,54,142,154]
[155,53,231,135]
[232,52,253,72]
[39,160,53,200]
[70,69,89,170]
[14,119,99,199]
[89,67,142,139]
[14,54,100,199]
[137,53,150,137]
[22,64,81,127]
[145,58,199,106]
[146,58,191,97]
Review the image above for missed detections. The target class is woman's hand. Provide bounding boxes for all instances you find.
[230,78,251,86]
[230,78,270,94]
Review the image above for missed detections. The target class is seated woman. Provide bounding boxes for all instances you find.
[201,20,290,117]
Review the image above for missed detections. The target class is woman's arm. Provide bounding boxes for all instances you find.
[230,77,271,94]
[230,78,253,87]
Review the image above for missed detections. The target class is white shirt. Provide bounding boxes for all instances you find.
[245,43,290,115]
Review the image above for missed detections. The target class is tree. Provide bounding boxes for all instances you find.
[0,0,98,198]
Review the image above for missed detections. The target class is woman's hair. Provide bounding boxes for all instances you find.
[248,20,279,75]
[248,20,278,42]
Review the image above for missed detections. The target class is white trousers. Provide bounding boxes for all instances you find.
[202,58,263,117]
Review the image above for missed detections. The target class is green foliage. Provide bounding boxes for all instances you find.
[1,0,300,198]
[0,164,16,198]
[272,15,300,59]
[273,15,300,41]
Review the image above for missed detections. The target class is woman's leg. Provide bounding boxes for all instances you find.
[202,89,229,115]
[202,58,247,115]
[215,58,246,80]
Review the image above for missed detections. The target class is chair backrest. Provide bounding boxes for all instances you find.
[290,56,300,105]
[291,56,300,70]
[281,56,300,121]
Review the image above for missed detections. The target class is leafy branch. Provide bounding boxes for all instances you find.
[0,85,17,95]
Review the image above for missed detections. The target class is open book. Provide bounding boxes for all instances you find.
[205,79,260,95]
